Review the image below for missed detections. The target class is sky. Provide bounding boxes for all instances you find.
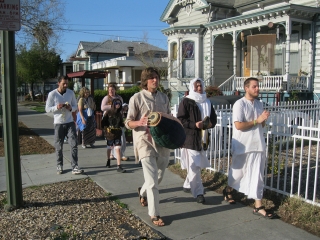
[58,0,170,62]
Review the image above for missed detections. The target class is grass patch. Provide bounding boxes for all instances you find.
[108,194,128,209]
[30,106,46,113]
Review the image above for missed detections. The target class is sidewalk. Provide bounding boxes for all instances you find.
[0,104,319,240]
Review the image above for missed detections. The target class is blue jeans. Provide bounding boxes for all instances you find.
[54,122,78,169]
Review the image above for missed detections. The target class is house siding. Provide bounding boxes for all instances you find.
[314,15,320,95]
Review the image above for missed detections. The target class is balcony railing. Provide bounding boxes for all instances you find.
[219,75,312,92]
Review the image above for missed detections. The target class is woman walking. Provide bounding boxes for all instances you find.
[77,87,96,148]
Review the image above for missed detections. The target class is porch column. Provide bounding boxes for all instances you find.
[178,35,182,79]
[108,69,116,83]
[122,67,132,83]
[284,18,292,83]
[211,35,218,86]
[233,31,237,75]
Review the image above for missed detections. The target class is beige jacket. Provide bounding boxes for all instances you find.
[125,90,171,163]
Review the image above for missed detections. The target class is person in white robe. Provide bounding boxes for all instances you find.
[226,77,275,219]
[177,78,217,204]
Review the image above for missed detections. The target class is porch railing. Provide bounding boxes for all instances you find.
[218,75,312,92]
[217,74,235,94]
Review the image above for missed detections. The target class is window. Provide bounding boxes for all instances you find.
[79,64,84,71]
[182,41,195,78]
[171,42,178,78]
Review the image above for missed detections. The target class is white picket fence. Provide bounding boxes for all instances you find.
[173,100,320,206]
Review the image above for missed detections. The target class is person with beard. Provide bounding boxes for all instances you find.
[45,76,84,175]
[177,78,217,204]
[224,77,276,219]
[101,98,126,173]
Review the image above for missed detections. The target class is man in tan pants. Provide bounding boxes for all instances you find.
[125,67,170,227]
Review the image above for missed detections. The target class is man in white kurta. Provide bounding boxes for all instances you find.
[227,77,275,219]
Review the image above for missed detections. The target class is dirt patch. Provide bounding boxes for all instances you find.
[0,122,55,157]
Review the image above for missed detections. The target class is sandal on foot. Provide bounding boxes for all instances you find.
[151,216,165,227]
[253,206,276,219]
[223,186,236,204]
[137,187,148,207]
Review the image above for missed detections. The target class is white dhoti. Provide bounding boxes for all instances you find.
[181,148,210,198]
[228,152,265,200]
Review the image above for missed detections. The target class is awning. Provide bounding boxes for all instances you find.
[67,71,108,96]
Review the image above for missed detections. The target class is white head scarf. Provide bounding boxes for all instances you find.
[187,78,211,119]
[186,78,212,148]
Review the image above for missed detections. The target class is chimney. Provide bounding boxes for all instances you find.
[127,47,134,57]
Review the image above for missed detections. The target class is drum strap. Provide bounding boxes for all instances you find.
[140,92,151,111]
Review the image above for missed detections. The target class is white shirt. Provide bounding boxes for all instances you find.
[45,89,78,124]
[232,97,266,155]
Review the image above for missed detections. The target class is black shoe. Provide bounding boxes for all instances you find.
[197,194,205,204]
[183,187,191,193]
[223,186,236,204]
[117,165,126,173]
[106,159,111,168]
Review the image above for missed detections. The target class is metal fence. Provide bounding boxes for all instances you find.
[173,100,320,206]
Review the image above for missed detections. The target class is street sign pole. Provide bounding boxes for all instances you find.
[1,30,23,211]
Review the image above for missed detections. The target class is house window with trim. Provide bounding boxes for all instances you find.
[182,41,195,78]
[171,42,178,78]
[78,64,84,71]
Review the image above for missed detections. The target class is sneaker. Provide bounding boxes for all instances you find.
[57,165,63,175]
[196,194,205,204]
[82,145,86,149]
[117,165,126,173]
[90,144,95,148]
[121,156,129,161]
[72,166,84,175]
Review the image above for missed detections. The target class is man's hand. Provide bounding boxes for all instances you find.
[138,114,148,127]
[257,110,270,124]
[57,103,65,109]
[196,121,203,129]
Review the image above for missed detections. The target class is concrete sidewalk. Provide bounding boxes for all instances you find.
[0,104,318,240]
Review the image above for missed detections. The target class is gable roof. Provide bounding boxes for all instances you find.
[79,40,166,55]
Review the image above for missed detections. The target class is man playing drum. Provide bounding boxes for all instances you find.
[125,67,170,227]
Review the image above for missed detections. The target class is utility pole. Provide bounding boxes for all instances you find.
[1,31,23,211]
[0,0,23,211]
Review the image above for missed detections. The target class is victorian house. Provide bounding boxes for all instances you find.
[160,0,320,103]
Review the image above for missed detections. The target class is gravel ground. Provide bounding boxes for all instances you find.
[0,178,165,240]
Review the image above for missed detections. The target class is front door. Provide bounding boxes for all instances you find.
[244,51,251,77]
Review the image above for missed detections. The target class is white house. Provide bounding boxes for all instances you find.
[70,40,168,91]
[160,0,320,103]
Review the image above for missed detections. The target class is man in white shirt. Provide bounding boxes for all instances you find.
[45,76,84,175]
[225,77,275,219]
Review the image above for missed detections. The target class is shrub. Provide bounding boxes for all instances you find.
[93,86,141,111]
[205,86,223,97]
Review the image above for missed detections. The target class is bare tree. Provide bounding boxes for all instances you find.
[17,0,66,50]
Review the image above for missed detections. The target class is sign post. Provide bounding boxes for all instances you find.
[0,0,23,211]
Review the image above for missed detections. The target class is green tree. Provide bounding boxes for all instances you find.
[16,44,62,100]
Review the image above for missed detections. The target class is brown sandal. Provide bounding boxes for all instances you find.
[138,187,148,207]
[151,216,165,227]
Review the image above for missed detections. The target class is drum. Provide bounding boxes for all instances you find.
[148,112,186,149]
